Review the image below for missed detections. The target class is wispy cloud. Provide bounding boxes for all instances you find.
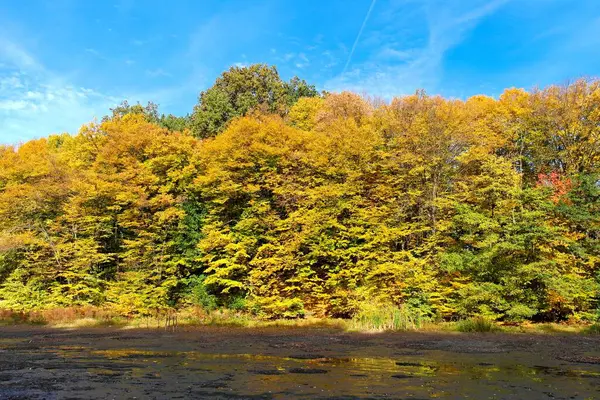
[0,38,119,144]
[295,53,310,69]
[0,37,41,71]
[114,0,136,15]
[274,51,315,71]
[84,48,101,57]
[377,47,414,61]
[145,68,172,78]
[327,0,510,97]
[342,0,377,75]
[322,51,339,69]
[130,35,165,47]
[84,48,107,61]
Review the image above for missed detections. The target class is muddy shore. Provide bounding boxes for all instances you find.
[1,326,599,399]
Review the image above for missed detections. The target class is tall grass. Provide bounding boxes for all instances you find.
[585,323,600,334]
[0,307,125,326]
[350,303,423,332]
[455,317,499,333]
[2,306,598,335]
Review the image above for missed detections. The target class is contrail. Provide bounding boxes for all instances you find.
[342,0,377,75]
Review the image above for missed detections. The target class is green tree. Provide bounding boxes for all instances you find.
[105,100,191,132]
[191,64,318,138]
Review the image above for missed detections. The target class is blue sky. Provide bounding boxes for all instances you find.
[1,0,600,144]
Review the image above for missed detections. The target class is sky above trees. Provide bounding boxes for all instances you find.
[1,0,600,143]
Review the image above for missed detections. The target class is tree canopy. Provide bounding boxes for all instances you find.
[0,66,598,323]
[191,64,319,138]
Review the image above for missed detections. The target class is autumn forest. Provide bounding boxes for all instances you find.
[0,64,598,324]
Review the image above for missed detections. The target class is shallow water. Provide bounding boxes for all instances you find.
[1,329,599,399]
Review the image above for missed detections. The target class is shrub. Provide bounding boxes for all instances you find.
[0,306,121,326]
[585,324,600,334]
[350,303,423,331]
[0,309,32,324]
[185,275,218,310]
[227,295,247,311]
[205,309,250,327]
[455,317,499,333]
[249,297,304,319]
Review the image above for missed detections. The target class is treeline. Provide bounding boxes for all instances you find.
[0,64,598,323]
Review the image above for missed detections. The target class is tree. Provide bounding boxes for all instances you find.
[1,67,599,323]
[106,101,160,123]
[0,115,202,312]
[191,64,319,138]
[105,100,191,132]
[288,97,324,131]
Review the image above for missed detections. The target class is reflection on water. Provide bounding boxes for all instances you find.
[1,337,599,399]
[47,346,600,399]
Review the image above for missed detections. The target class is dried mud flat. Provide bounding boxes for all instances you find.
[1,326,599,399]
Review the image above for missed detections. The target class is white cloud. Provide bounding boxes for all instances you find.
[0,39,119,144]
[0,75,24,91]
[275,51,314,70]
[0,99,29,111]
[295,53,310,69]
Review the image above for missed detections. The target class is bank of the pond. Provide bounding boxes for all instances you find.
[1,307,599,335]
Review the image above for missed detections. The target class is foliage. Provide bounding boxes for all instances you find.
[455,317,499,333]
[105,100,192,132]
[183,275,218,310]
[0,68,598,324]
[350,302,423,331]
[288,97,324,130]
[190,64,319,138]
[585,323,600,334]
[0,114,202,315]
